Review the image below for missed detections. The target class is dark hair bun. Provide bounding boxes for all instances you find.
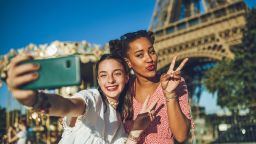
[148,31,155,44]
[109,39,122,57]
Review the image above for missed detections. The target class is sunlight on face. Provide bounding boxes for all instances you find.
[126,37,158,78]
[97,59,128,102]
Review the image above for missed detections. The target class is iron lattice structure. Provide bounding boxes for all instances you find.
[149,0,247,102]
[149,1,251,143]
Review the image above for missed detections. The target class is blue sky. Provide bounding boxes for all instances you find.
[0,0,255,113]
[0,0,155,54]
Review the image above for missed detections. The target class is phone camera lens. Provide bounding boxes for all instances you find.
[65,60,71,68]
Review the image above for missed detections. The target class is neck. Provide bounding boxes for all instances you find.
[135,74,159,88]
[107,97,119,109]
[132,75,159,103]
[106,97,118,104]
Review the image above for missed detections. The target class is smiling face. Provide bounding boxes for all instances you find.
[126,37,158,79]
[97,59,129,102]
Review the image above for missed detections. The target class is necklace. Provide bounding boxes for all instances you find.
[109,101,119,109]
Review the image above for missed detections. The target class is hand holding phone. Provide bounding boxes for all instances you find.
[20,55,81,90]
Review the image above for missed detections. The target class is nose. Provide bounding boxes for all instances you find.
[145,53,153,63]
[107,75,115,84]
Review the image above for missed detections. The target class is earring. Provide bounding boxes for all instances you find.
[130,69,134,75]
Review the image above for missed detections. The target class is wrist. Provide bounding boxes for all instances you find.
[30,91,39,106]
[128,130,142,142]
[129,130,142,137]
[22,91,38,107]
[164,91,177,102]
[26,92,51,114]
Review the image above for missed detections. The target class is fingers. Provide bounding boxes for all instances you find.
[8,54,34,78]
[148,98,159,112]
[7,72,38,89]
[167,56,177,74]
[161,73,170,80]
[13,63,40,77]
[160,73,169,90]
[167,56,188,74]
[9,54,33,70]
[174,71,181,76]
[140,96,159,114]
[161,73,181,81]
[141,95,150,113]
[5,53,38,106]
[176,58,188,71]
[6,54,38,90]
[142,98,159,122]
[149,112,156,121]
[132,112,150,131]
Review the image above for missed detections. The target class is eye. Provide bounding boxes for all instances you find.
[149,48,156,54]
[114,71,122,76]
[99,74,107,78]
[135,53,143,58]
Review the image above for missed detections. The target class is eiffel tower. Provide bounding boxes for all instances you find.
[149,0,247,102]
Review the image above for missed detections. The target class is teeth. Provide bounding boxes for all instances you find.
[106,86,118,90]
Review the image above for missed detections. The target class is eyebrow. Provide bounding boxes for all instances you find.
[134,46,154,53]
[98,69,123,74]
[134,49,143,54]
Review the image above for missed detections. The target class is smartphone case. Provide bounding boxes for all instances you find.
[21,55,81,90]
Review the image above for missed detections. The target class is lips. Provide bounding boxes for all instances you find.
[106,85,118,91]
[146,65,155,71]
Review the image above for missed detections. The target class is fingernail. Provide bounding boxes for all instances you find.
[33,64,40,68]
[32,73,38,78]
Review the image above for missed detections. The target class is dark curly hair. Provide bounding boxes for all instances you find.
[109,30,155,57]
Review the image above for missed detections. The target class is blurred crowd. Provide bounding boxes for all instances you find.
[1,118,61,144]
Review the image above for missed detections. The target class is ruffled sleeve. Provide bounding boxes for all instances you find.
[62,89,101,129]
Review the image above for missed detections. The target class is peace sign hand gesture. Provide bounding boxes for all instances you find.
[160,56,188,97]
[132,96,159,131]
[128,96,159,143]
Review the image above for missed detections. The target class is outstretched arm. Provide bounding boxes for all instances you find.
[6,54,85,117]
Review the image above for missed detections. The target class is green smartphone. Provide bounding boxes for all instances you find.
[21,55,81,90]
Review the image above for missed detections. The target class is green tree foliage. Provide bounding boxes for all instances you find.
[203,8,256,114]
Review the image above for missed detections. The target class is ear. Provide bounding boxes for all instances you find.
[124,58,132,68]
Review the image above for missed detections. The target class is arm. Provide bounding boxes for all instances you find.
[164,83,190,142]
[7,127,17,143]
[8,135,19,143]
[161,56,190,143]
[6,54,85,117]
[32,93,85,117]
